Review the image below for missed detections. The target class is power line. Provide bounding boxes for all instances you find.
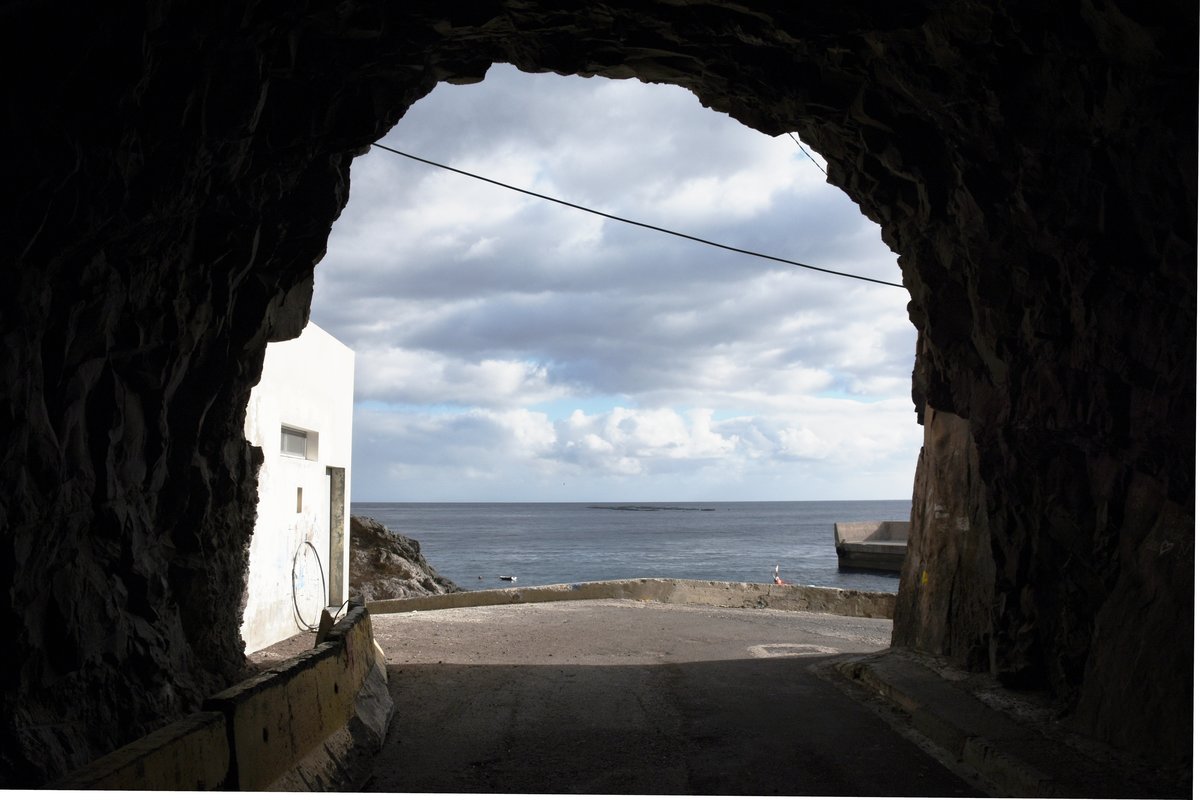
[369,142,903,289]
[787,132,828,176]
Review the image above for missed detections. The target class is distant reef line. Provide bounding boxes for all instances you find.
[588,505,715,512]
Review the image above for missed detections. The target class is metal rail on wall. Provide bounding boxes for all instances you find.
[292,540,327,632]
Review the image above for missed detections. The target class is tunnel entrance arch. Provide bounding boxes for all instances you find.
[318,64,920,507]
[321,65,924,616]
[4,1,1193,785]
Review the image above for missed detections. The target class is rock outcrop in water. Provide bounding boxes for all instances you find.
[350,516,459,602]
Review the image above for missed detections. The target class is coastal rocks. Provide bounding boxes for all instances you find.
[349,516,459,602]
[0,0,1193,784]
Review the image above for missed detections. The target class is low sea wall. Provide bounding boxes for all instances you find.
[368,578,896,619]
[53,604,392,791]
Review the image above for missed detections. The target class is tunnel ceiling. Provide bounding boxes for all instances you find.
[2,0,1195,786]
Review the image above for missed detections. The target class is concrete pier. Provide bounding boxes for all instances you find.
[834,521,909,571]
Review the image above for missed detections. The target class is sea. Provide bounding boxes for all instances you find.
[350,500,909,594]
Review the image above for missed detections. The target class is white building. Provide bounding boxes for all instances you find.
[240,323,355,653]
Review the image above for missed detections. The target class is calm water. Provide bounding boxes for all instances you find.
[351,500,908,594]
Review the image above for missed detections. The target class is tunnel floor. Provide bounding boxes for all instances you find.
[363,600,978,795]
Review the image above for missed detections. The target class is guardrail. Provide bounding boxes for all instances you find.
[54,604,392,791]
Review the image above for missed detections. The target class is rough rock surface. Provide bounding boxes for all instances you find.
[350,516,459,602]
[893,406,995,673]
[1,0,1193,785]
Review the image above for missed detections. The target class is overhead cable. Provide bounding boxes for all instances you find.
[787,132,828,176]
[369,142,904,289]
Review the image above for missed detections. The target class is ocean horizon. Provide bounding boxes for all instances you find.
[352,499,910,594]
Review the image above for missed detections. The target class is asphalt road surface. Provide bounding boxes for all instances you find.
[364,600,977,795]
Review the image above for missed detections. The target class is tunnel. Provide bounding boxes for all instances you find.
[2,0,1194,786]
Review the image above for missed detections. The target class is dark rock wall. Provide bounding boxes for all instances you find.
[1,0,1193,785]
[3,0,347,783]
[885,3,1196,762]
[894,402,995,673]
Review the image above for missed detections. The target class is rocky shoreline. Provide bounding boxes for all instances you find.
[349,516,460,602]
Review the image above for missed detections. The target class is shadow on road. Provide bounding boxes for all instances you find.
[366,655,976,796]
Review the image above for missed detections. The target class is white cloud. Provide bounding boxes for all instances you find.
[778,426,829,460]
[557,406,738,468]
[350,397,919,500]
[311,65,919,501]
[355,346,565,408]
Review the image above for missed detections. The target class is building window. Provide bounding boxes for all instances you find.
[281,426,312,459]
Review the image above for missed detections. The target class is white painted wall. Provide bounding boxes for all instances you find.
[241,323,355,654]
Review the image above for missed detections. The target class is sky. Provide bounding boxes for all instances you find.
[309,64,921,502]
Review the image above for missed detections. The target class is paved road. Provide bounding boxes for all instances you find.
[364,600,977,795]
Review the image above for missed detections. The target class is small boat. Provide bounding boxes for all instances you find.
[498,575,517,582]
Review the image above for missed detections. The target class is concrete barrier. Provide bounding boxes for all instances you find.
[54,603,392,791]
[367,578,895,619]
[52,711,230,790]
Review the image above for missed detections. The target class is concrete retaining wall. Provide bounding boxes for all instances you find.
[368,578,896,619]
[54,604,392,791]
